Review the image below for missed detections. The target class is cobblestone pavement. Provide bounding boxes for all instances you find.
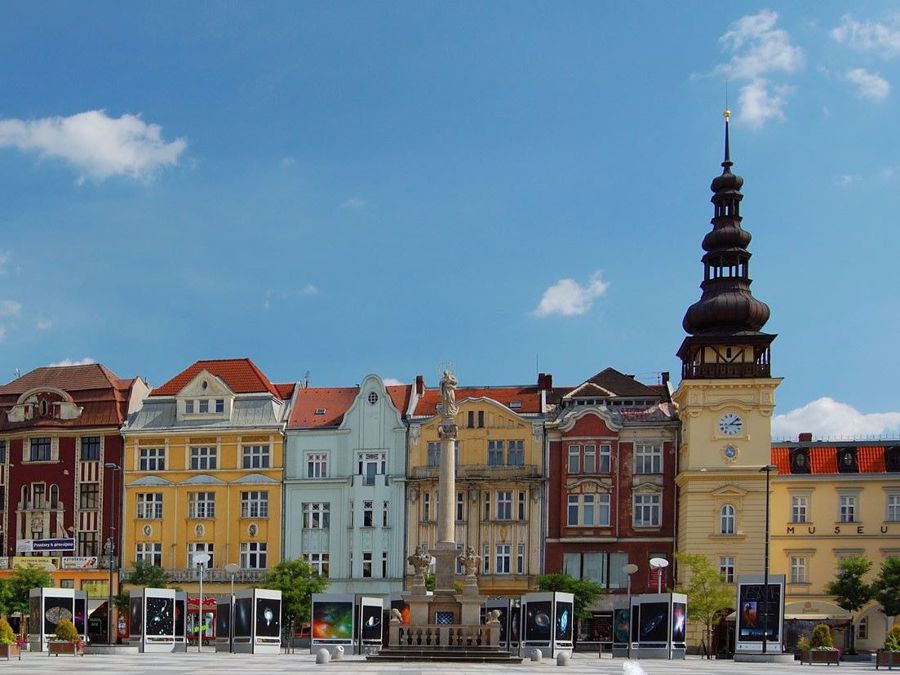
[4,651,878,674]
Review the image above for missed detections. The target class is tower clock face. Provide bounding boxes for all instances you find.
[718,413,743,436]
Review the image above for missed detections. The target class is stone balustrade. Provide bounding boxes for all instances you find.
[389,623,500,649]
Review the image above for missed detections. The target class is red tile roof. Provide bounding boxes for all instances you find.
[809,447,838,474]
[771,443,894,475]
[771,447,791,475]
[287,384,412,429]
[274,383,296,400]
[0,364,138,430]
[288,387,360,429]
[413,386,542,417]
[150,358,284,398]
[858,446,885,473]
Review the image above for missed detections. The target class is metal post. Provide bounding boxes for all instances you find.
[623,563,638,660]
[759,464,774,655]
[103,462,120,645]
[197,563,203,653]
[224,562,239,653]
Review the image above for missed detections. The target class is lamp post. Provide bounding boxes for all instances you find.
[103,462,121,645]
[193,553,211,653]
[758,464,776,654]
[623,563,639,660]
[224,563,240,653]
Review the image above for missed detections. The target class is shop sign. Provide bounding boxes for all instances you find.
[61,556,99,569]
[0,557,8,570]
[16,538,75,553]
[12,556,59,570]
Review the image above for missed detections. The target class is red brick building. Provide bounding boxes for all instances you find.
[544,368,679,641]
[0,364,148,637]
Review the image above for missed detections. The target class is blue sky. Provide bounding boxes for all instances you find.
[0,2,898,439]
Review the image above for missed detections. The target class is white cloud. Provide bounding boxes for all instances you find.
[340,198,366,209]
[773,397,900,439]
[0,251,9,273]
[0,326,6,341]
[739,79,793,128]
[0,110,186,181]
[382,378,404,386]
[532,272,609,318]
[717,9,804,80]
[831,14,900,56]
[264,284,318,309]
[0,300,22,318]
[714,11,802,129]
[36,319,53,331]
[47,357,96,367]
[845,68,891,100]
[835,174,861,187]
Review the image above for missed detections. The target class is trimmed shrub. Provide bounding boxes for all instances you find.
[0,618,15,645]
[54,619,78,642]
[885,625,900,652]
[810,623,834,649]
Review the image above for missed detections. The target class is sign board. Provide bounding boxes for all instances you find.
[61,556,99,569]
[16,538,75,553]
[0,557,8,570]
[735,575,785,654]
[12,556,59,570]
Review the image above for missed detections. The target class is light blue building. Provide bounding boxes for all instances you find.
[283,374,413,596]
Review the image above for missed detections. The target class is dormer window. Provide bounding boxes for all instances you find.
[39,400,48,416]
[510,401,522,409]
[185,400,194,414]
[198,399,209,414]
[790,448,810,474]
[315,408,326,415]
[887,446,900,473]
[838,448,857,473]
[215,399,224,413]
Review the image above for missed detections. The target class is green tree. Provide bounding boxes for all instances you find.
[258,557,328,651]
[537,572,603,646]
[825,555,872,654]
[124,559,173,588]
[674,553,733,659]
[873,556,900,629]
[7,565,52,617]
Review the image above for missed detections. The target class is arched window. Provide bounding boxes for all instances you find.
[49,484,59,509]
[720,504,736,534]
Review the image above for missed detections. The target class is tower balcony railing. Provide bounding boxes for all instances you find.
[682,362,770,379]
[411,464,540,481]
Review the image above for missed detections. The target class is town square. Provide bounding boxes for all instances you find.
[0,1,898,669]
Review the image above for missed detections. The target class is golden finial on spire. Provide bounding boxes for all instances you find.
[723,108,731,122]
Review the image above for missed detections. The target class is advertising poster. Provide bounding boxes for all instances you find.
[44,596,73,635]
[524,601,552,642]
[555,600,574,642]
[313,601,354,642]
[613,608,630,644]
[146,597,174,636]
[129,596,143,636]
[638,602,669,643]
[255,597,281,638]
[233,598,252,638]
[74,596,86,635]
[509,604,521,644]
[175,598,185,639]
[29,596,41,635]
[216,602,230,638]
[360,604,382,642]
[672,602,687,644]
[738,583,781,642]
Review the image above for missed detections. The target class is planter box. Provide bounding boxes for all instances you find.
[0,643,20,661]
[48,641,84,656]
[877,650,900,670]
[800,649,840,665]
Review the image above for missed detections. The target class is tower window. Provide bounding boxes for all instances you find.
[790,449,810,474]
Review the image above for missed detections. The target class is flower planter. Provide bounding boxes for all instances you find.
[48,641,84,656]
[0,643,20,661]
[877,650,900,670]
[801,648,840,665]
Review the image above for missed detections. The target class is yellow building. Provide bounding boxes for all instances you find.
[121,359,293,608]
[770,438,900,651]
[406,379,548,596]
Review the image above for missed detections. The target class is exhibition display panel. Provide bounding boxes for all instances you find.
[232,588,282,654]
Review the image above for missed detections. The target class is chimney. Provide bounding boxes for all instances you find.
[799,432,813,442]
[415,375,425,396]
[661,371,670,386]
[537,372,552,391]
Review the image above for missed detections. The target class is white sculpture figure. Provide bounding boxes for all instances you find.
[485,609,501,625]
[439,370,459,417]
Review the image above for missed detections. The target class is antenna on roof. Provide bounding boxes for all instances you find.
[14,368,20,379]
[303,371,310,389]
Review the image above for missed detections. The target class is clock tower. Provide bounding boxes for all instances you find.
[673,111,781,585]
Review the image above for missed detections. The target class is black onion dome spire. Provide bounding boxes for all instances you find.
[683,110,770,335]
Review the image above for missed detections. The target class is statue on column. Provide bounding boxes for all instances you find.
[439,370,458,418]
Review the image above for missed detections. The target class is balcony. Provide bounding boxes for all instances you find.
[124,567,266,584]
[410,464,540,481]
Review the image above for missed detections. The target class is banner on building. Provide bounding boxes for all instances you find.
[16,538,76,553]
[0,557,8,570]
[11,556,59,570]
[61,556,99,569]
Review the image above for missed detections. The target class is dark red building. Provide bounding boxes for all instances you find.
[544,368,679,644]
[0,364,148,618]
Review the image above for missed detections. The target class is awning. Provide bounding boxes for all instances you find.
[785,614,831,621]
[88,599,106,616]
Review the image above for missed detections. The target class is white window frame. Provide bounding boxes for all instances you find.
[633,493,661,527]
[427,442,440,468]
[568,445,580,474]
[303,502,330,529]
[242,444,270,469]
[136,542,162,566]
[790,555,808,583]
[240,542,267,569]
[358,452,385,486]
[190,445,217,471]
[307,552,329,576]
[187,542,214,569]
[792,495,809,523]
[306,452,328,478]
[888,494,900,522]
[139,447,165,471]
[720,504,736,534]
[495,544,511,575]
[496,491,513,520]
[719,555,735,583]
[136,493,163,519]
[507,440,524,466]
[583,444,597,473]
[599,444,612,473]
[188,491,215,519]
[839,494,857,523]
[241,490,269,518]
[487,440,504,466]
[517,542,526,574]
[634,443,662,474]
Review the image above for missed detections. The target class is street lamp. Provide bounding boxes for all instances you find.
[623,563,639,660]
[104,462,121,645]
[758,464,777,654]
[224,563,240,653]
[193,552,211,653]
